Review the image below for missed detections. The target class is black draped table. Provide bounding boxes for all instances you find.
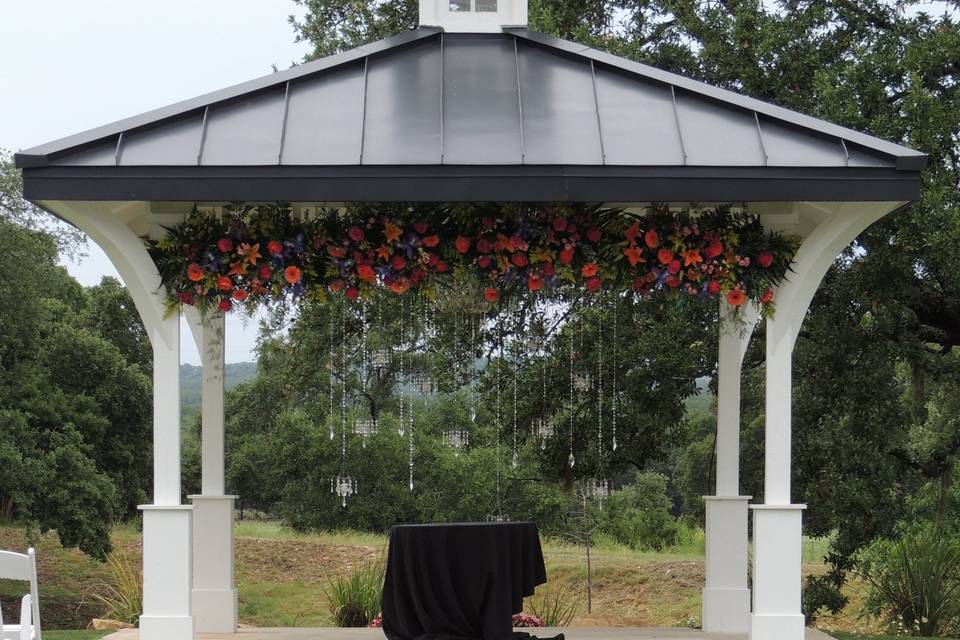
[382,522,548,640]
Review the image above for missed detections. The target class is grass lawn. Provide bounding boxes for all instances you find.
[0,521,886,634]
[831,634,953,640]
[43,632,110,640]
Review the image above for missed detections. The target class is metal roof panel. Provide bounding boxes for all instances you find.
[118,113,205,166]
[201,90,287,165]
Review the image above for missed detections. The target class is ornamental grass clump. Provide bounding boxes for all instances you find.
[527,583,579,627]
[323,558,385,627]
[855,523,960,637]
[91,548,143,625]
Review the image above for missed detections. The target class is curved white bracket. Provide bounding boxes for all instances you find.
[43,200,175,352]
[763,201,906,504]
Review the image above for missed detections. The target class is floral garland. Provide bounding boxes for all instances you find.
[148,202,799,316]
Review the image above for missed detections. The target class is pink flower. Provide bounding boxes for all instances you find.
[348,226,365,242]
[758,251,774,268]
[217,238,233,253]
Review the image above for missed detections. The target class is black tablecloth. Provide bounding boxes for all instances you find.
[382,522,547,640]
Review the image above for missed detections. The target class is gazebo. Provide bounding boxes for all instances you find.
[15,2,925,640]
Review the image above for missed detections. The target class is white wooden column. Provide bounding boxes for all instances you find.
[750,202,904,640]
[186,311,238,633]
[50,201,195,640]
[702,302,757,634]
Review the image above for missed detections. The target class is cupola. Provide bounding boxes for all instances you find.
[418,0,527,32]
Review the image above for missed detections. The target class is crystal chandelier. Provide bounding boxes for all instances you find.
[573,373,592,392]
[353,417,378,447]
[579,473,610,510]
[371,349,391,370]
[443,427,469,454]
[534,417,555,450]
[412,373,435,395]
[330,471,358,507]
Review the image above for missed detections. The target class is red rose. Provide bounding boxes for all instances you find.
[478,256,492,269]
[218,299,232,312]
[216,276,233,292]
[528,274,543,291]
[586,277,602,293]
[761,288,774,303]
[177,292,195,305]
[232,289,248,302]
[187,263,204,282]
[644,230,659,248]
[582,262,598,277]
[348,226,365,242]
[391,255,407,271]
[329,279,345,293]
[482,216,495,230]
[484,287,500,303]
[435,260,448,273]
[284,265,302,284]
[758,251,774,268]
[542,262,555,277]
[707,280,721,295]
[477,239,492,253]
[587,228,602,243]
[217,238,233,253]
[346,286,359,300]
[413,222,429,235]
[410,268,426,284]
[511,252,529,268]
[553,218,568,232]
[668,259,681,275]
[657,248,674,265]
[559,247,575,265]
[455,236,471,254]
[666,276,682,288]
[706,240,724,259]
[427,253,439,266]
[727,289,746,307]
[423,235,440,248]
[267,240,283,256]
[258,265,273,280]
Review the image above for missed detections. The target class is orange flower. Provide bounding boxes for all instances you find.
[284,265,302,284]
[384,221,402,243]
[726,289,746,307]
[582,262,598,277]
[455,236,471,254]
[644,230,660,248]
[528,274,543,291]
[267,240,284,256]
[559,247,575,264]
[657,248,674,265]
[484,287,500,303]
[228,262,248,277]
[329,279,345,293]
[760,288,774,303]
[376,245,392,261]
[216,276,233,292]
[232,289,249,302]
[328,245,347,258]
[624,222,641,244]
[682,249,703,267]
[237,242,262,265]
[423,235,440,248]
[357,264,377,283]
[623,246,644,267]
[388,278,410,294]
[187,263,204,282]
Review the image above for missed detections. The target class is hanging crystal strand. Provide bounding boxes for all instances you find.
[495,323,503,517]
[341,300,347,446]
[408,394,414,491]
[360,300,367,393]
[598,302,603,461]
[568,324,576,469]
[512,341,519,469]
[328,309,335,440]
[612,299,618,451]
[398,298,405,436]
[541,338,548,450]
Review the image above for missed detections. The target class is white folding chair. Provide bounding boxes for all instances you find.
[0,548,41,640]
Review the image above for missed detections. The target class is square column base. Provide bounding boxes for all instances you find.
[139,615,195,640]
[139,505,194,640]
[702,495,751,634]
[703,587,751,633]
[751,613,806,640]
[189,495,238,634]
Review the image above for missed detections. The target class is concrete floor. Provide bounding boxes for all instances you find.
[104,627,837,640]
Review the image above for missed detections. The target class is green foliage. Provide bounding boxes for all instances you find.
[597,472,679,551]
[526,583,580,627]
[323,558,385,627]
[91,549,142,625]
[855,524,960,637]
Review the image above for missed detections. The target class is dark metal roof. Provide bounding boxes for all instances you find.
[16,28,926,203]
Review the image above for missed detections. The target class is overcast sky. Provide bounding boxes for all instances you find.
[0,0,311,364]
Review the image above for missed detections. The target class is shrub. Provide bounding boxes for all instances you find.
[91,549,142,625]
[855,523,960,637]
[323,558,385,627]
[527,583,579,627]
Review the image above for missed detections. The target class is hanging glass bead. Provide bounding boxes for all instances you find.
[371,349,391,370]
[534,417,555,450]
[469,406,477,422]
[574,373,592,392]
[353,417,377,448]
[331,472,357,508]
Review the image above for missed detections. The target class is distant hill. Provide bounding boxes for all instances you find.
[181,362,258,424]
